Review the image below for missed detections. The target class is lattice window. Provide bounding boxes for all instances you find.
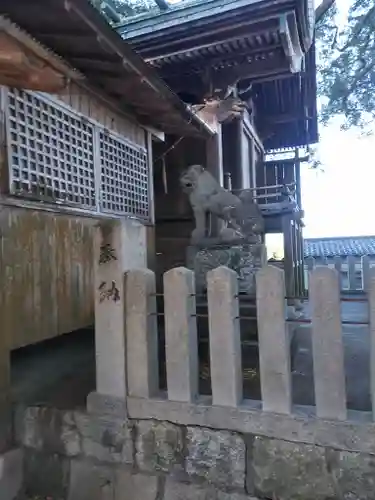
[99,130,149,219]
[6,88,96,208]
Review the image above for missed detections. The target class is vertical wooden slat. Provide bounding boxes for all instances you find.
[362,255,370,293]
[265,163,277,204]
[298,223,306,295]
[206,124,223,187]
[283,215,294,303]
[126,268,159,399]
[256,265,292,414]
[164,267,198,403]
[94,221,127,399]
[291,219,300,297]
[347,255,356,291]
[207,266,242,407]
[310,266,346,420]
[368,267,375,420]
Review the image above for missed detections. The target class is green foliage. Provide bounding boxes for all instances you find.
[317,0,375,130]
[111,0,158,17]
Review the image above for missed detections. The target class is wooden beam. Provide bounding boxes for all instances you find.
[261,112,315,124]
[69,57,125,73]
[143,23,280,62]
[164,54,287,100]
[0,33,68,92]
[159,46,286,80]
[97,75,161,96]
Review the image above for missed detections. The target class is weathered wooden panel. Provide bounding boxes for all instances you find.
[55,81,146,147]
[0,207,94,350]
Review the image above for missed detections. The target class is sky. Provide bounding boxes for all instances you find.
[301,0,375,238]
[301,126,375,238]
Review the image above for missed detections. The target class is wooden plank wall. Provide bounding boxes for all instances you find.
[0,207,95,350]
[0,80,149,352]
[54,81,146,147]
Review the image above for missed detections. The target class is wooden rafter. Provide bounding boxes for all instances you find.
[0,32,68,92]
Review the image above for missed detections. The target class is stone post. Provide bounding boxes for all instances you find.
[87,221,127,416]
[368,267,375,420]
[256,265,292,414]
[207,266,242,407]
[164,267,198,402]
[126,269,159,398]
[310,266,346,420]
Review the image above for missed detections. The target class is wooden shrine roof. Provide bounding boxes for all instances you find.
[0,0,212,138]
[118,0,318,150]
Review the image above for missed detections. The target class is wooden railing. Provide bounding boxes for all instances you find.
[305,255,373,293]
[232,182,298,208]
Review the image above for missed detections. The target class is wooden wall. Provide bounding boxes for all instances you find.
[54,80,146,147]
[0,207,95,350]
[0,81,149,350]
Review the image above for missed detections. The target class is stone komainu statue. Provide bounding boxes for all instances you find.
[179,164,264,244]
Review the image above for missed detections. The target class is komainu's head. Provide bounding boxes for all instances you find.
[179,164,205,193]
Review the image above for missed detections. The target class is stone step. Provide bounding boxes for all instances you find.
[0,449,23,500]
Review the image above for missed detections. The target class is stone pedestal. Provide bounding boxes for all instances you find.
[187,242,267,294]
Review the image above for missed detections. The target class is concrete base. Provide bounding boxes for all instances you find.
[0,449,23,500]
[86,391,127,418]
[187,243,267,294]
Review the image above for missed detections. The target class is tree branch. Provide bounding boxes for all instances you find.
[315,0,336,24]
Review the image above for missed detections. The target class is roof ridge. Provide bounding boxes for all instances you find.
[305,235,375,241]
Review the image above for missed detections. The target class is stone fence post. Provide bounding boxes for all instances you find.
[368,267,375,420]
[256,265,292,414]
[310,266,346,420]
[126,268,159,399]
[164,267,198,403]
[207,266,242,407]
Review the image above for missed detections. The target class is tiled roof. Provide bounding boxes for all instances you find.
[304,236,375,258]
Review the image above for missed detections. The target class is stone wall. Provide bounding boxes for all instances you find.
[14,405,375,500]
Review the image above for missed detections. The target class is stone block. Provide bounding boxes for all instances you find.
[115,469,159,500]
[187,243,266,294]
[74,412,133,464]
[0,449,23,500]
[186,427,245,491]
[135,420,184,474]
[68,460,114,500]
[330,450,375,499]
[23,449,69,499]
[251,436,335,500]
[164,479,215,500]
[21,407,66,453]
[87,392,127,419]
[164,479,257,500]
[18,406,133,465]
